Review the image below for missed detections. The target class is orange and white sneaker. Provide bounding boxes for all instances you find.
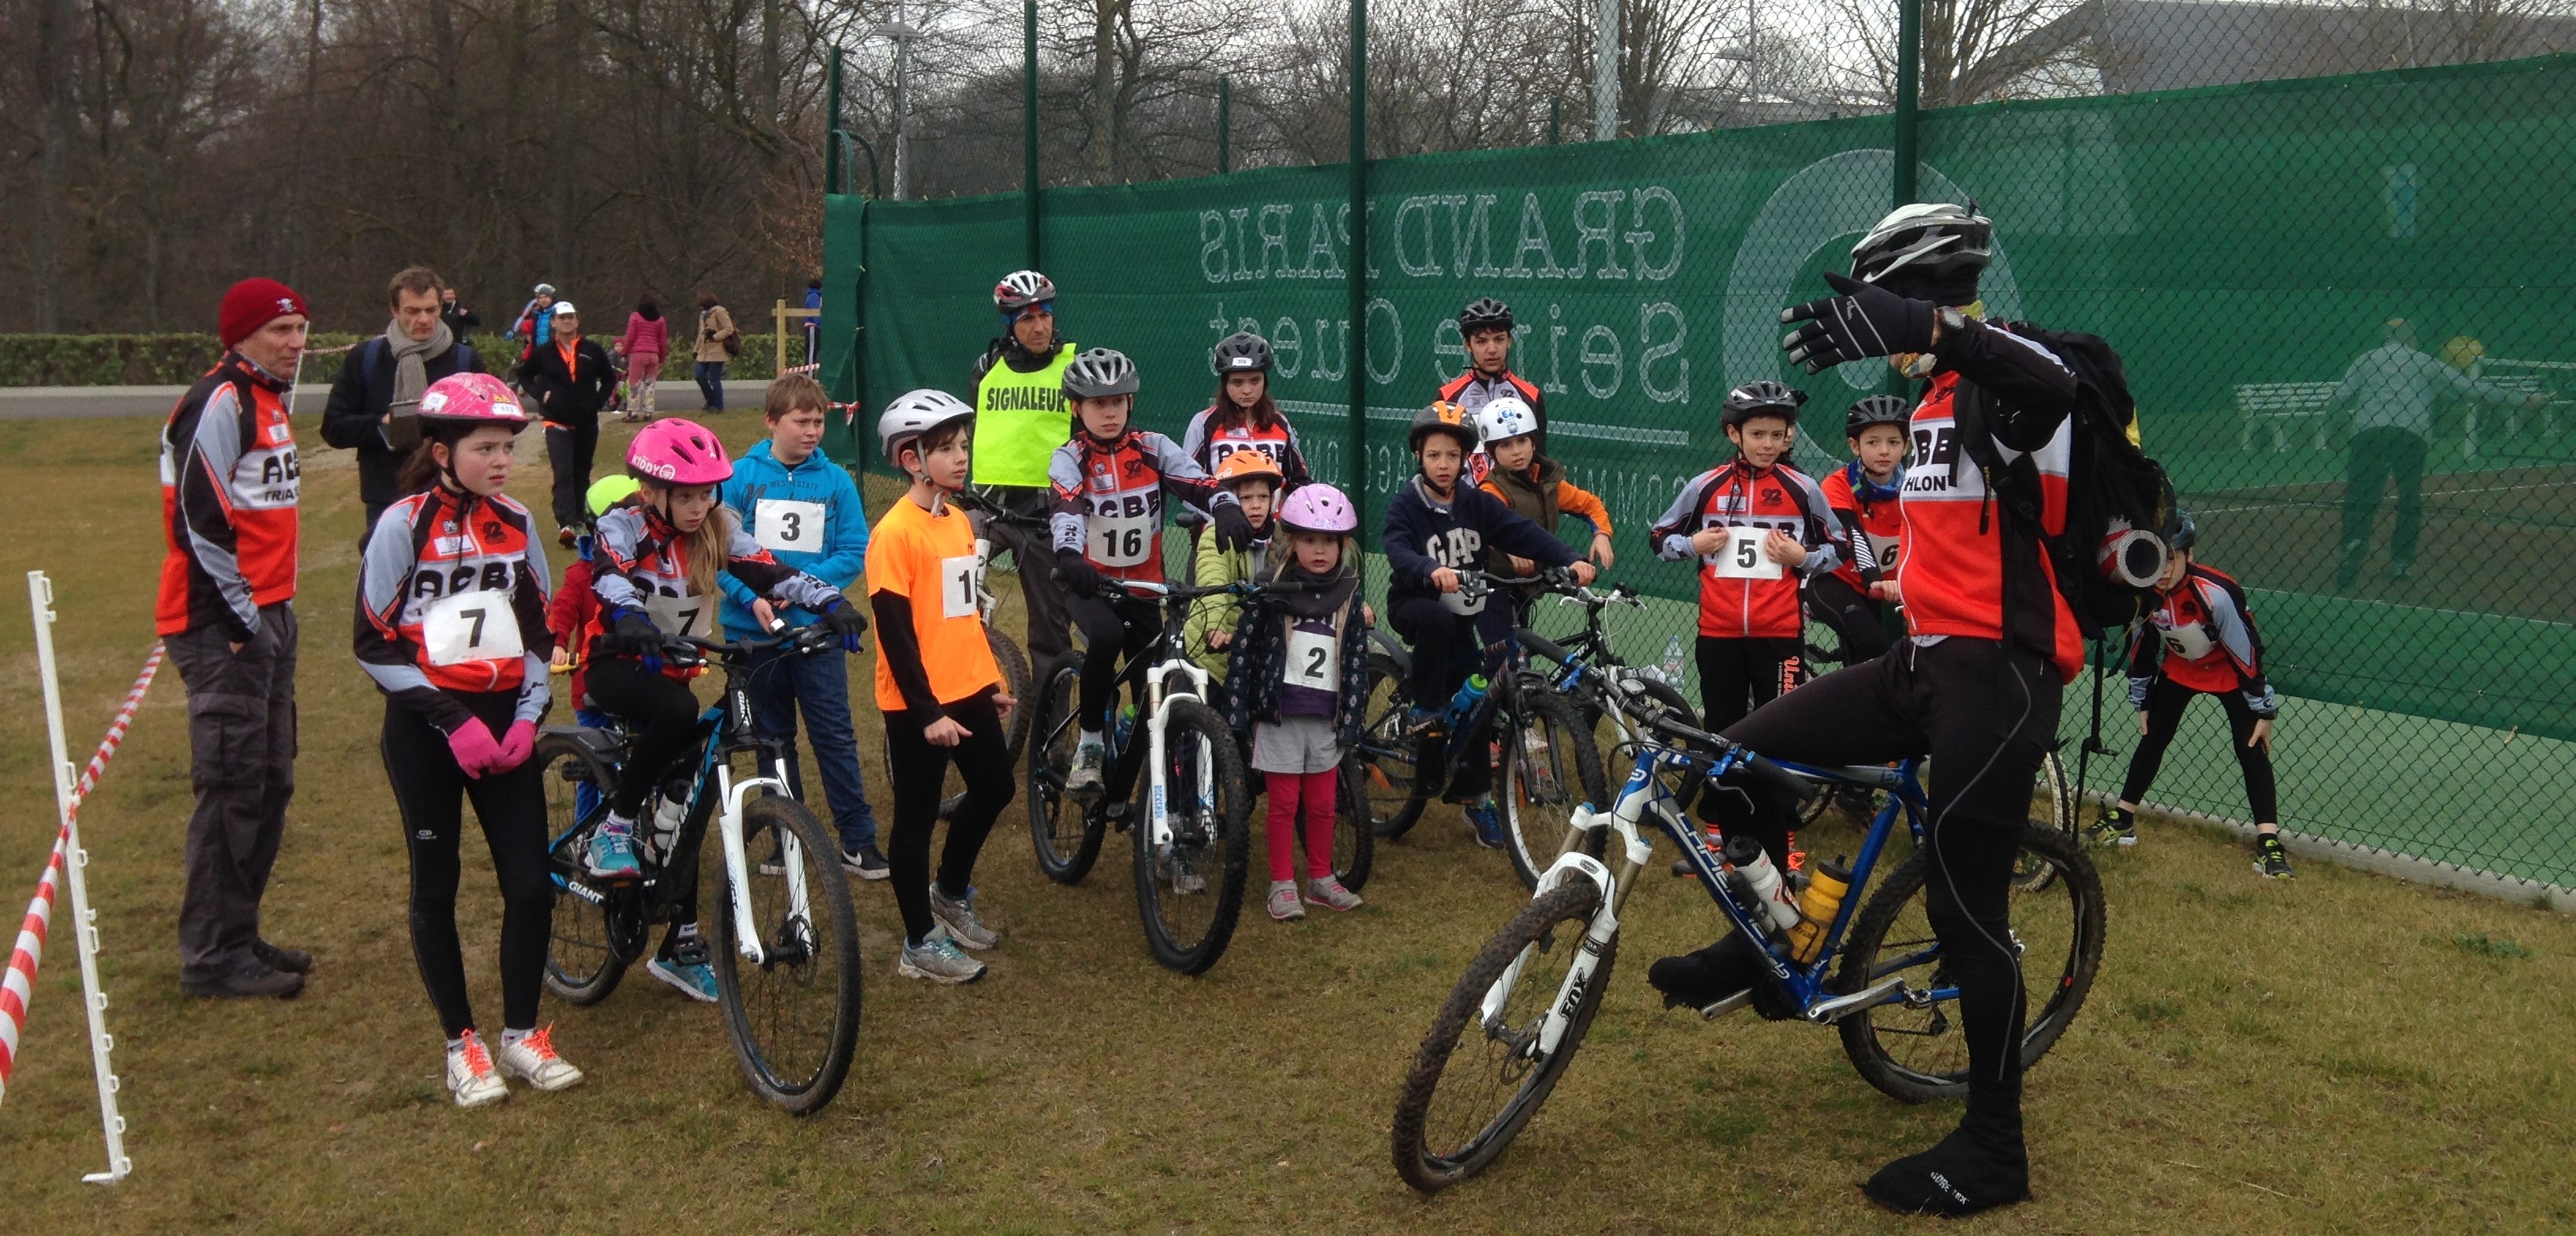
[495,1024,586,1092]
[445,1030,510,1108]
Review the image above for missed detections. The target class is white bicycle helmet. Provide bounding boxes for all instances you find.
[1061,347,1140,399]
[1473,396,1539,448]
[1850,202,1993,285]
[994,270,1057,313]
[879,389,975,464]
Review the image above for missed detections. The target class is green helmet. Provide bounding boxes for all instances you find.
[585,475,642,519]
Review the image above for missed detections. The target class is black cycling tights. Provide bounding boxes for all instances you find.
[382,693,551,1039]
[586,655,704,818]
[1065,592,1160,731]
[884,692,1016,946]
[1710,637,2061,1129]
[2122,676,2277,822]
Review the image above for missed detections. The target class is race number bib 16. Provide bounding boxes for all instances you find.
[1706,526,1782,580]
[1282,627,1338,690]
[754,498,827,553]
[939,554,979,620]
[1086,512,1155,567]
[643,590,716,640]
[421,590,524,667]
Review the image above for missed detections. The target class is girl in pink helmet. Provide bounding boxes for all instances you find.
[1215,483,1372,921]
[581,418,870,1000]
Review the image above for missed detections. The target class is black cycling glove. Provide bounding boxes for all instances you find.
[607,607,665,672]
[1056,549,1104,597]
[1780,272,1938,375]
[818,597,870,651]
[1211,501,1256,553]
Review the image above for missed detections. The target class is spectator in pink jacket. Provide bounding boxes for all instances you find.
[616,294,671,421]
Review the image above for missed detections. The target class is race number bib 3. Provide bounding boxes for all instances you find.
[1282,627,1338,690]
[1706,526,1783,580]
[1440,585,1487,616]
[2162,624,2215,661]
[1086,512,1155,567]
[421,590,524,667]
[1866,531,1903,573]
[643,590,716,639]
[754,498,827,553]
[939,554,979,620]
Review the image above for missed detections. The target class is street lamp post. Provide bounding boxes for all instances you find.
[874,13,924,200]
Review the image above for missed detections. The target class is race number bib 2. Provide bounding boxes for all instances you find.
[643,590,716,639]
[1866,531,1903,574]
[939,554,979,620]
[421,590,524,667]
[754,498,827,553]
[1282,627,1338,690]
[1706,526,1783,580]
[1086,512,1154,567]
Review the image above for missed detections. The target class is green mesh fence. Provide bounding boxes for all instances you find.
[822,53,2576,893]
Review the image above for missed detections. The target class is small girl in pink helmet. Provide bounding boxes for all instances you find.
[1216,483,1372,921]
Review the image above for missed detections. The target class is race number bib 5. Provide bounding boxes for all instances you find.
[1086,512,1155,567]
[643,590,716,639]
[421,590,525,667]
[1706,526,1783,580]
[1282,627,1338,690]
[2162,624,2215,661]
[754,498,827,553]
[939,554,979,620]
[1866,531,1903,574]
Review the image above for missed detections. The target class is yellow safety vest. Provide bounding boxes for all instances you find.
[971,342,1076,488]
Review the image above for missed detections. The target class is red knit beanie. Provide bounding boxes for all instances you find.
[219,278,309,349]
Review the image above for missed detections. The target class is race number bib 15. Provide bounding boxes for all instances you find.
[1706,526,1783,580]
[939,554,979,620]
[643,590,716,639]
[421,590,525,667]
[1866,531,1903,573]
[1086,512,1154,567]
[1282,627,1338,690]
[754,498,827,553]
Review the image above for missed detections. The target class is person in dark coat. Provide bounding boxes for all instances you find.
[320,267,487,536]
[515,301,618,544]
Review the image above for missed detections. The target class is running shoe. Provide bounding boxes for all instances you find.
[1402,706,1447,740]
[445,1031,510,1108]
[899,931,987,984]
[646,942,719,1002]
[586,820,643,878]
[494,1025,585,1092]
[930,884,998,950]
[845,842,891,880]
[1304,874,1364,912]
[2255,833,2294,879]
[2085,809,2138,849]
[1067,736,1107,796]
[1464,799,1505,849]
[1267,880,1305,922]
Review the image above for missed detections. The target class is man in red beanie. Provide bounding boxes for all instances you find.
[157,276,312,1000]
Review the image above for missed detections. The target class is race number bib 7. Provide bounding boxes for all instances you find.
[1282,627,1338,690]
[2162,624,2215,661]
[1086,512,1154,567]
[754,498,827,553]
[421,590,525,667]
[1866,531,1903,574]
[1706,526,1783,580]
[643,590,716,639]
[939,554,979,620]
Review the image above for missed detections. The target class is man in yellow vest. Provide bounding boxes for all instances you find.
[972,269,1079,661]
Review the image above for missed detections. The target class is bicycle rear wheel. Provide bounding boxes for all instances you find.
[1025,652,1105,883]
[1497,691,1608,890]
[1391,880,1616,1193]
[714,794,863,1116]
[987,626,1035,762]
[2012,750,2080,892]
[537,734,631,1006]
[1133,699,1253,975]
[1349,652,1431,840]
[1833,822,2103,1103]
[1324,762,1380,891]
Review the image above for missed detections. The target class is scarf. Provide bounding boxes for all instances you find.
[383,316,452,448]
[1267,547,1359,620]
[1844,458,1902,504]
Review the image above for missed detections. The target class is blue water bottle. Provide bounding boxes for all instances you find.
[1444,673,1491,730]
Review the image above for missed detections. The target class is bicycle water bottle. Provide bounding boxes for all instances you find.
[1114,702,1138,752]
[1784,856,1854,963]
[1721,834,1803,936]
[649,792,689,855]
[1660,634,1687,685]
[1444,673,1490,730]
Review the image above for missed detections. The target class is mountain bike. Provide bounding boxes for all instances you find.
[1389,687,2102,1193]
[1341,568,1608,889]
[534,624,863,1115]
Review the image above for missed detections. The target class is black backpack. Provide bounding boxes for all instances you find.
[1953,325,2175,635]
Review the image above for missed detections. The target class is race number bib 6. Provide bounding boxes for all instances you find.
[2162,624,2215,661]
[1706,526,1783,580]
[1282,627,1338,690]
[421,590,524,667]
[754,498,827,553]
[939,554,979,620]
[1086,512,1155,567]
[643,590,716,639]
[1866,531,1903,573]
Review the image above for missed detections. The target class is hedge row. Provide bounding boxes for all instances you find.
[1,332,792,387]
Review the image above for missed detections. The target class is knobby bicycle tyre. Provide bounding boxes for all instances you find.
[1324,762,1380,892]
[1351,652,1431,841]
[714,794,863,1115]
[538,734,631,1006]
[987,625,1035,762]
[1026,652,1106,884]
[1132,699,1254,975]
[1499,691,1610,890]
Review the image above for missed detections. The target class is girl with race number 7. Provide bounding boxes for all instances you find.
[582,418,871,1002]
[355,372,580,1107]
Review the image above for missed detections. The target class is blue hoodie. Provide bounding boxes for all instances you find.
[717,438,869,636]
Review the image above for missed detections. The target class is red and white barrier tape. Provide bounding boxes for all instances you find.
[780,361,821,376]
[0,642,162,1103]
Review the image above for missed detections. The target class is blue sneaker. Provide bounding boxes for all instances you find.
[586,821,642,879]
[646,946,718,1002]
[1465,799,1506,849]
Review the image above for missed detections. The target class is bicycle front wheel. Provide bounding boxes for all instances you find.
[1498,691,1608,890]
[1133,699,1252,975]
[1833,822,2104,1103]
[714,795,863,1115]
[1391,880,1616,1193]
[537,733,631,1006]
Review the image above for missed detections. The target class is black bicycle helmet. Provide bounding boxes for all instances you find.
[1408,401,1481,452]
[1458,297,1515,335]
[1211,331,1274,374]
[2166,508,2197,553]
[1849,202,1994,286]
[1061,347,1140,399]
[1845,394,1912,435]
[1722,380,1808,427]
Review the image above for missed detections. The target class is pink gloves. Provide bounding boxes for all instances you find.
[447,718,506,778]
[494,721,538,773]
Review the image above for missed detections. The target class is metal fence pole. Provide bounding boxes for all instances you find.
[1893,0,1920,207]
[1347,0,1369,536]
[1217,75,1231,174]
[825,46,843,197]
[1548,96,1561,145]
[1593,0,1619,140]
[1024,0,1040,268]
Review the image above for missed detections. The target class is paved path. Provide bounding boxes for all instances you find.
[0,380,776,420]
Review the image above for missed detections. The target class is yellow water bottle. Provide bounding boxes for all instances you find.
[1785,857,1854,963]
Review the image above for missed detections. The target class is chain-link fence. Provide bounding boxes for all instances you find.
[818,6,2576,896]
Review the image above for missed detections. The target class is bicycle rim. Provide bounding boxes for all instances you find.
[2012,752,2079,892]
[537,736,627,1005]
[1133,702,1250,975]
[715,796,863,1114]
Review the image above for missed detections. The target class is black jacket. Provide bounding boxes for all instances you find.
[515,337,618,427]
[440,302,481,343]
[320,336,487,505]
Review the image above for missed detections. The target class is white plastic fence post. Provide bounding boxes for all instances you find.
[27,571,131,1185]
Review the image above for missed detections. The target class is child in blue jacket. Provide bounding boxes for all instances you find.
[718,374,884,876]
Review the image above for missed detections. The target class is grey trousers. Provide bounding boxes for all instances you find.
[167,601,298,980]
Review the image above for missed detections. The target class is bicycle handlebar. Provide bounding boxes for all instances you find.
[653,621,843,668]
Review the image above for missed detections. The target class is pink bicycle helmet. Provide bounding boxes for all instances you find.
[415,373,530,428]
[1276,483,1358,535]
[627,418,733,485]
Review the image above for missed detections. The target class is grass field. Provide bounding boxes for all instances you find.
[3,412,2574,1234]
